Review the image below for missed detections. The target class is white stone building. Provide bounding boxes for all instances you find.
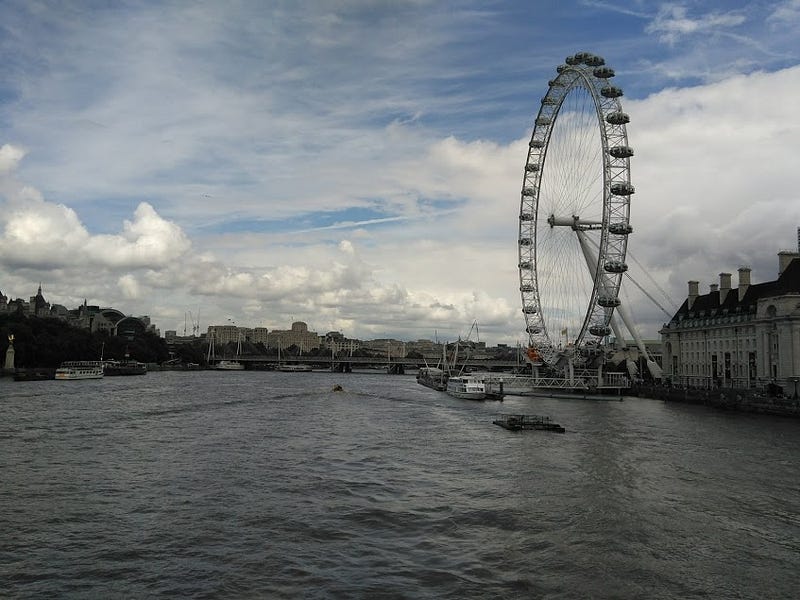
[660,251,800,391]
[265,321,321,351]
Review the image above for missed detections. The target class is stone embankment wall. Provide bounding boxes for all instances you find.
[631,384,800,418]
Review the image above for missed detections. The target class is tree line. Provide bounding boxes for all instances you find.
[0,313,170,368]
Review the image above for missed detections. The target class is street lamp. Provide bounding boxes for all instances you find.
[790,376,799,400]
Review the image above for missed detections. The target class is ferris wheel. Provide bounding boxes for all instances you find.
[518,52,633,368]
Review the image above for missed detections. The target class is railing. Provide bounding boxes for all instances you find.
[472,372,629,391]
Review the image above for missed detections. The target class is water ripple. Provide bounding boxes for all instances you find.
[1,371,798,598]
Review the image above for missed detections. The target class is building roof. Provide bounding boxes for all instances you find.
[669,258,800,323]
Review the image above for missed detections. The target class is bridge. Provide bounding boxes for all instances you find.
[209,355,522,373]
[203,355,630,390]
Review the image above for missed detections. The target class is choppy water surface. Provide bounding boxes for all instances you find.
[1,371,798,598]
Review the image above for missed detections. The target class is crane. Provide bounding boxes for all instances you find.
[189,309,200,336]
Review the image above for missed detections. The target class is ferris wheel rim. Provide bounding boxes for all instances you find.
[518,52,633,368]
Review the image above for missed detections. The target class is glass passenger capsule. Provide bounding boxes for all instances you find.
[609,146,634,158]
[608,222,633,235]
[606,111,630,125]
[610,182,635,196]
[597,296,621,308]
[593,67,615,78]
[604,261,628,273]
[601,86,623,98]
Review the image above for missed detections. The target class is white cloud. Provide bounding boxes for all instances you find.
[118,274,141,299]
[767,0,800,25]
[0,195,191,270]
[0,144,26,174]
[646,4,746,45]
[84,203,192,268]
[4,61,800,342]
[0,200,90,268]
[1,2,800,346]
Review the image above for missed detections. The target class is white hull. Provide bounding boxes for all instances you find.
[447,390,487,400]
[446,376,487,401]
[214,360,245,370]
[277,364,313,372]
[55,361,104,380]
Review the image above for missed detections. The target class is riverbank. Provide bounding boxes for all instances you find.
[631,384,800,417]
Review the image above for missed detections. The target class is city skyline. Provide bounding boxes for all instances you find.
[0,280,501,346]
[2,1,800,345]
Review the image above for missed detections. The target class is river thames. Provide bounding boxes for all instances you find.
[1,371,798,598]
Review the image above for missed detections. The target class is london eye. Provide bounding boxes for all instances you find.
[518,52,633,369]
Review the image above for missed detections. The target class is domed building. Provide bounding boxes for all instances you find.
[116,316,149,340]
[266,321,321,352]
[68,302,155,338]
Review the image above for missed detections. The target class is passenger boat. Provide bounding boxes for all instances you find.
[446,375,487,400]
[276,363,313,372]
[276,345,313,371]
[54,361,105,380]
[103,359,147,376]
[465,372,507,400]
[416,366,448,391]
[210,332,245,370]
[213,360,245,371]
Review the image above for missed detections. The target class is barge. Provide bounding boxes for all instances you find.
[492,414,565,433]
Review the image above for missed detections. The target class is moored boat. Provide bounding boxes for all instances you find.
[446,375,487,400]
[276,363,313,372]
[492,414,565,433]
[13,368,56,381]
[213,360,245,371]
[416,366,448,391]
[54,361,104,380]
[103,359,147,376]
[208,330,245,370]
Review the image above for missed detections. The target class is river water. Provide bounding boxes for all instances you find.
[1,370,798,598]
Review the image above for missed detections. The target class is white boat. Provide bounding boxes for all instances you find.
[214,360,245,371]
[446,375,487,400]
[276,363,313,372]
[54,361,105,380]
[209,331,245,370]
[276,346,312,371]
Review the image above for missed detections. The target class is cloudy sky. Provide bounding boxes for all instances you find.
[1,0,799,345]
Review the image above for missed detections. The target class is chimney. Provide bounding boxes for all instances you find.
[738,267,751,301]
[688,280,699,309]
[709,283,718,293]
[719,272,732,303]
[778,251,800,275]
